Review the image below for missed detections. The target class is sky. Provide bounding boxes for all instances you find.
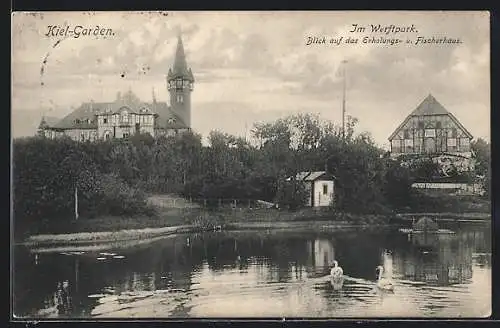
[11,11,490,148]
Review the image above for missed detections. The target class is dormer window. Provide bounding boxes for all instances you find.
[75,119,81,124]
[167,117,176,124]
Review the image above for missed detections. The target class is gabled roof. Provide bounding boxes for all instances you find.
[45,90,188,131]
[38,116,60,129]
[410,94,449,116]
[289,171,336,181]
[153,102,188,129]
[388,94,473,141]
[304,171,328,181]
[53,103,99,129]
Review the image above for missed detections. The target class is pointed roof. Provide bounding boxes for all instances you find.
[167,34,194,82]
[410,94,449,116]
[388,94,473,141]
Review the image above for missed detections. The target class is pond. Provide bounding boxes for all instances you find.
[13,224,491,319]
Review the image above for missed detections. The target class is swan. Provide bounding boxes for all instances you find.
[375,265,394,292]
[330,260,344,290]
[330,260,343,279]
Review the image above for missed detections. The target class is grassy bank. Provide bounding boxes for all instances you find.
[16,200,491,248]
[17,207,395,247]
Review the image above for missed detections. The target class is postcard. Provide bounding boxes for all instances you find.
[11,11,491,319]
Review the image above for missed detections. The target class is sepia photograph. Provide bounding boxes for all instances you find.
[11,11,491,319]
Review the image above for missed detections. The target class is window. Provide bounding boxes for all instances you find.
[436,121,442,129]
[122,111,129,123]
[425,129,436,137]
[104,132,111,140]
[123,133,129,138]
[323,184,328,195]
[80,133,85,141]
[418,121,425,129]
[103,118,108,124]
[460,138,470,152]
[451,128,457,138]
[177,94,183,103]
[403,129,410,139]
[392,139,402,153]
[75,119,80,124]
[447,138,457,147]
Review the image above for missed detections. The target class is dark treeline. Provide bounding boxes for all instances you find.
[13,113,490,236]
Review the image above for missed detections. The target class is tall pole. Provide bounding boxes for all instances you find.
[341,60,347,140]
[74,186,79,221]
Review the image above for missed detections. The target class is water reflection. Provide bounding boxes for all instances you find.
[392,231,476,286]
[14,226,491,318]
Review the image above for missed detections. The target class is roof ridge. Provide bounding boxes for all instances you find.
[410,94,450,116]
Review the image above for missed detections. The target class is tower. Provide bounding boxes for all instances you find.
[167,34,194,128]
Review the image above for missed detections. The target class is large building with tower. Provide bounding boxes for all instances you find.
[38,35,194,141]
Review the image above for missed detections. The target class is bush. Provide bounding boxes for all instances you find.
[275,179,308,210]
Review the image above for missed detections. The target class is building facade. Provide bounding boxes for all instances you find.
[290,171,336,207]
[388,94,473,158]
[38,35,194,141]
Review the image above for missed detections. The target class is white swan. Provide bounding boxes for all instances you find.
[330,260,343,279]
[375,265,394,292]
[330,260,344,290]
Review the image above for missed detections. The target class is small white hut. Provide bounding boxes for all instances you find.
[288,171,336,207]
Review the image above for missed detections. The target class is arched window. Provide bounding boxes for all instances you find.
[177,95,183,103]
[104,131,111,140]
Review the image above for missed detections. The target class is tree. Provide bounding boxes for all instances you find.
[471,138,491,196]
[276,179,308,210]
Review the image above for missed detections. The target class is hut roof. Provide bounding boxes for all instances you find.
[413,217,439,232]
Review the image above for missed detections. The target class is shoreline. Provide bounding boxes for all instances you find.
[18,220,391,248]
[17,212,490,250]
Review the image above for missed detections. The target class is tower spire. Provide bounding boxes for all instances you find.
[173,33,188,76]
[168,32,194,82]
